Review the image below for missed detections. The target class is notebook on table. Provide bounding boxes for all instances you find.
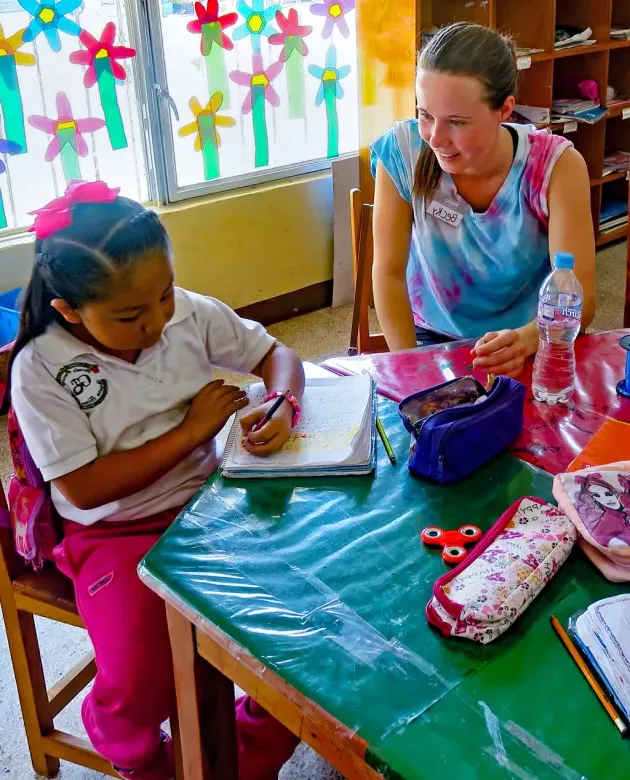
[221,373,377,478]
[571,594,630,722]
[567,418,630,472]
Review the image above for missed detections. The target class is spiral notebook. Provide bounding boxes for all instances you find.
[571,594,630,722]
[221,373,377,478]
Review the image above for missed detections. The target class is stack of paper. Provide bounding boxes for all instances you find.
[600,199,629,233]
[612,27,630,40]
[221,373,376,478]
[573,595,630,721]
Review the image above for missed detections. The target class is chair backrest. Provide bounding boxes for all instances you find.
[348,188,388,356]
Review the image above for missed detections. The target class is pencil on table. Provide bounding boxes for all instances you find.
[550,614,628,737]
[376,417,396,466]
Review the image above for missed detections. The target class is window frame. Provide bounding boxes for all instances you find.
[136,0,338,205]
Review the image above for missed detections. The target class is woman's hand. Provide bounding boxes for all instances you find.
[471,329,528,378]
[240,399,293,456]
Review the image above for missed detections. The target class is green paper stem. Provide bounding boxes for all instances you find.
[202,24,230,110]
[96,58,127,150]
[251,84,268,168]
[198,113,219,180]
[324,85,339,159]
[0,190,7,230]
[57,130,81,183]
[286,48,305,120]
[0,56,26,153]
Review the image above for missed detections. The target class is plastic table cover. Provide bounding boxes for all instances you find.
[322,330,630,476]
[140,401,629,780]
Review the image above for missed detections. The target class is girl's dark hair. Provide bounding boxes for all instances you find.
[414,22,518,204]
[7,196,169,382]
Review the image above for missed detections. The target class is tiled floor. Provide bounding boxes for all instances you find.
[0,238,627,779]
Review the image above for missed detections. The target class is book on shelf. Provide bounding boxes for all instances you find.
[551,106,608,125]
[515,46,545,57]
[514,104,550,125]
[611,27,630,40]
[552,98,599,114]
[603,151,630,176]
[555,26,595,48]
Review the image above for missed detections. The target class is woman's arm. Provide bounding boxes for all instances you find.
[372,161,416,351]
[473,147,595,376]
[546,147,596,327]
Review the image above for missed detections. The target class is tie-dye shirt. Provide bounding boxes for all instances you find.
[371,120,572,338]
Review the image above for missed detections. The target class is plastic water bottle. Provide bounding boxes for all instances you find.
[532,252,583,405]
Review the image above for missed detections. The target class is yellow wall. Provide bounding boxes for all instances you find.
[0,172,334,308]
[159,172,334,310]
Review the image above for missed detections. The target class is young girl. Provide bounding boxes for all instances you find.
[371,22,596,376]
[9,180,305,780]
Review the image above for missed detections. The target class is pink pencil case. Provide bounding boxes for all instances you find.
[426,497,577,644]
[553,461,630,582]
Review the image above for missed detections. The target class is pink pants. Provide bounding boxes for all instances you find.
[54,510,299,777]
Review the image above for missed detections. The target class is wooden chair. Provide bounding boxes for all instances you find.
[0,492,121,777]
[348,188,388,356]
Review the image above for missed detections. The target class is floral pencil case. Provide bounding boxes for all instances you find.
[426,497,577,644]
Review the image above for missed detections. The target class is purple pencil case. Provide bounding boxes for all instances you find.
[398,376,526,484]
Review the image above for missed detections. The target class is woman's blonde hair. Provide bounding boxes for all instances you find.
[414,22,518,204]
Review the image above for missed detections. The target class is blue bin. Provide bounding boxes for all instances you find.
[0,287,22,347]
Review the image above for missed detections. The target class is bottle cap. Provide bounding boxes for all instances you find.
[554,252,575,270]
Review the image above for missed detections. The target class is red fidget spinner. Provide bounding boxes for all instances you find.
[421,525,483,564]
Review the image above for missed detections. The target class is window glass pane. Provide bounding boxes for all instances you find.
[0,0,147,231]
[158,0,359,190]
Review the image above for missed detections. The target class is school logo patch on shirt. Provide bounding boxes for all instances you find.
[56,362,108,410]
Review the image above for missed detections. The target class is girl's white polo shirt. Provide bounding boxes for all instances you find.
[11,288,276,525]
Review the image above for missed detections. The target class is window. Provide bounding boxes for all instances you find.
[150,0,359,200]
[0,0,358,231]
[2,1,148,230]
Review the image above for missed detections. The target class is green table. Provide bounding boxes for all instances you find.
[141,401,630,779]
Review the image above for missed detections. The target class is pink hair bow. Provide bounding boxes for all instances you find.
[29,180,120,240]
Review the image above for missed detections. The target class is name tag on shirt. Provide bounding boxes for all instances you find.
[427,197,465,228]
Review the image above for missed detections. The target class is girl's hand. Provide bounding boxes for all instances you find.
[181,380,249,447]
[471,329,527,378]
[240,399,293,456]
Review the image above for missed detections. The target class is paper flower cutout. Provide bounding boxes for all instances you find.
[29,93,105,183]
[0,25,36,65]
[268,8,312,61]
[310,0,355,39]
[179,92,235,180]
[309,45,350,105]
[309,46,350,158]
[187,0,238,54]
[19,0,82,52]
[70,23,136,88]
[230,54,282,114]
[179,93,235,150]
[233,0,280,52]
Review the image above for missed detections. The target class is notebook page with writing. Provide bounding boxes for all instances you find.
[574,594,630,719]
[221,373,375,477]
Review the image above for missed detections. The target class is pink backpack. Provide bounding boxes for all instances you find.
[7,406,61,568]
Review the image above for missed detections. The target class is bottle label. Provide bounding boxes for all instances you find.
[539,300,582,323]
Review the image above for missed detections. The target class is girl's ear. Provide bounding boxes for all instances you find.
[51,298,82,325]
